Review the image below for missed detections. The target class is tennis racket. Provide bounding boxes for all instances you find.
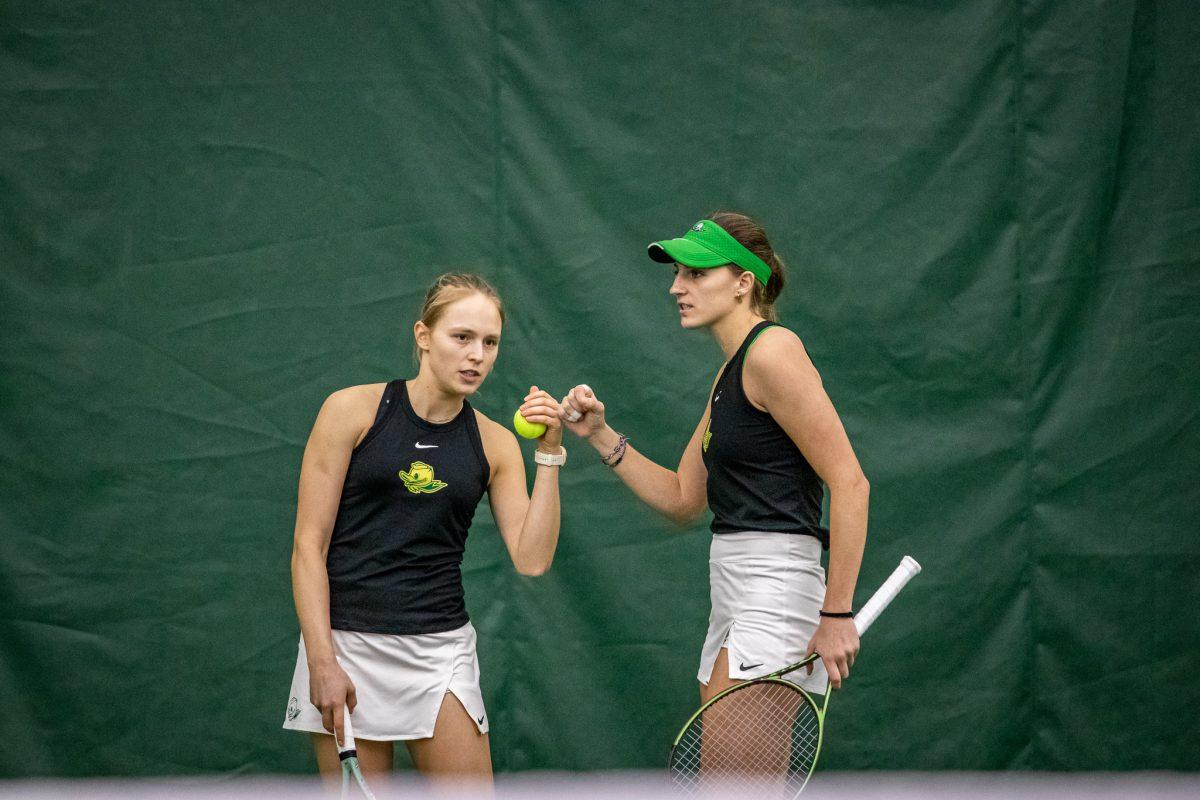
[337,707,379,800]
[668,555,922,797]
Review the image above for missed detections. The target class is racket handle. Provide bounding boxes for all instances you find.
[337,705,357,756]
[854,555,921,636]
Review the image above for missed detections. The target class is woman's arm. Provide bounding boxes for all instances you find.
[484,387,564,576]
[743,328,870,690]
[291,386,375,739]
[560,384,710,525]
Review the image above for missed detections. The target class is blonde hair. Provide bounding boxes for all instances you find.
[413,273,505,362]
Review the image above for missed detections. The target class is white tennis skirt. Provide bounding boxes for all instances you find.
[698,531,830,693]
[282,622,488,741]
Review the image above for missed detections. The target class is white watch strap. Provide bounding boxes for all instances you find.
[533,446,567,467]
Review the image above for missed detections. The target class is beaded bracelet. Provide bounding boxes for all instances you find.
[600,433,628,468]
[608,444,628,468]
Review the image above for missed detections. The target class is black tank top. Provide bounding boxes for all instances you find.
[326,380,490,634]
[701,321,829,546]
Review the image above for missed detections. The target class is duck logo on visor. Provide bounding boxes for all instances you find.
[692,222,704,232]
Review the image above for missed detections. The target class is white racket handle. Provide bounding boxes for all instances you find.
[337,705,357,755]
[854,555,921,635]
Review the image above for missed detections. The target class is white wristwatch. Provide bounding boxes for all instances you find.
[533,445,567,467]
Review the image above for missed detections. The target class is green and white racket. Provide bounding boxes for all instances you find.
[668,555,921,797]
[337,707,378,800]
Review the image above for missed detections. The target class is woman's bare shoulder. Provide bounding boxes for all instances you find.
[744,326,821,407]
[474,407,518,447]
[322,382,387,413]
[310,383,389,445]
[473,407,520,480]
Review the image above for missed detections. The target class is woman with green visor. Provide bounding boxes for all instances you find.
[559,211,869,702]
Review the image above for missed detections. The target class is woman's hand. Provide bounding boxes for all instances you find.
[804,617,860,690]
[309,657,358,742]
[560,384,607,440]
[519,386,564,449]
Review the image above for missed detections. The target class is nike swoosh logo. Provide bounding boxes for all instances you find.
[739,661,763,671]
[414,442,438,449]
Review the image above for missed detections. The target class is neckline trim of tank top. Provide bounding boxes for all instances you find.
[398,380,469,430]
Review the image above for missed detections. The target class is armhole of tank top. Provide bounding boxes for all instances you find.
[463,404,492,487]
[736,322,782,415]
[745,321,781,354]
[353,380,400,454]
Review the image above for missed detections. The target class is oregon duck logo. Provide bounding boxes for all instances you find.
[286,696,301,721]
[399,461,448,494]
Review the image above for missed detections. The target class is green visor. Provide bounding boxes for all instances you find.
[647,219,771,286]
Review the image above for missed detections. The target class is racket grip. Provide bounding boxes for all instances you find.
[854,555,921,636]
[337,705,357,756]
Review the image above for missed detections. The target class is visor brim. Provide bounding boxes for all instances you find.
[647,238,732,268]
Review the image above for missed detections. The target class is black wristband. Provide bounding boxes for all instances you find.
[819,609,854,619]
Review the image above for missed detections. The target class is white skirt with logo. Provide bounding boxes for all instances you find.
[698,531,830,694]
[283,622,487,740]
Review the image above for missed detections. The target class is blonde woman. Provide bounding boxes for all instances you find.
[284,273,566,786]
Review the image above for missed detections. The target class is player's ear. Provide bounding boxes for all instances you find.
[414,320,431,354]
[739,270,756,296]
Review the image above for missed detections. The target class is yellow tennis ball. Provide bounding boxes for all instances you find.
[513,409,547,439]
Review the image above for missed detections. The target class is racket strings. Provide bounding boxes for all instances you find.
[670,681,820,797]
[341,757,378,800]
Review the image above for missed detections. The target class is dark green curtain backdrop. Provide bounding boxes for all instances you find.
[1,0,1197,777]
